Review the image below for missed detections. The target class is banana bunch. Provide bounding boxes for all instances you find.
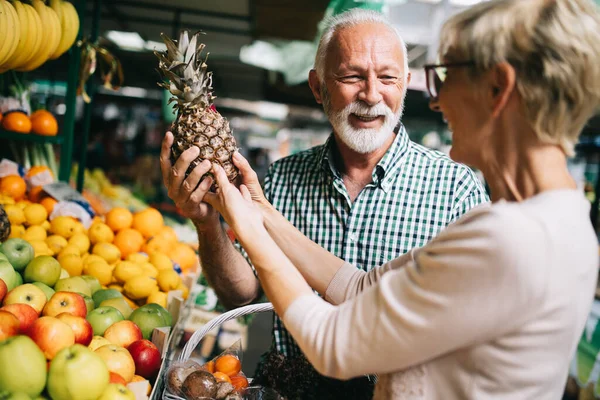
[0,0,21,71]
[0,0,79,73]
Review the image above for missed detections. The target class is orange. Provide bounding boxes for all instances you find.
[230,374,249,391]
[0,175,27,200]
[170,242,197,271]
[203,360,215,373]
[215,354,241,377]
[40,197,58,214]
[157,225,178,244]
[132,208,163,238]
[26,166,54,179]
[109,371,127,385]
[142,236,172,255]
[30,110,58,136]
[1,111,31,133]
[213,371,232,384]
[113,228,144,259]
[28,186,47,203]
[105,207,133,232]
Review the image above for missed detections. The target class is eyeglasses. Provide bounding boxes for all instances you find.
[424,61,475,99]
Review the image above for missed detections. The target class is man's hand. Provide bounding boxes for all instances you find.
[160,132,218,228]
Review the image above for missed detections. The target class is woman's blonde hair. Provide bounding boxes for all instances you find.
[439,0,600,156]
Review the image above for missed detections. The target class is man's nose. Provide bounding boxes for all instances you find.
[358,78,383,106]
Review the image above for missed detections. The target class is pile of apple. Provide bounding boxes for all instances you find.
[0,238,173,400]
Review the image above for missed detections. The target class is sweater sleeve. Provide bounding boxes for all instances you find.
[283,205,547,379]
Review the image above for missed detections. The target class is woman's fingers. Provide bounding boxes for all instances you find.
[233,151,258,182]
[160,132,174,187]
[240,184,252,203]
[212,163,230,190]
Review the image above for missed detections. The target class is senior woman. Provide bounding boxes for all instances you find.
[204,0,600,398]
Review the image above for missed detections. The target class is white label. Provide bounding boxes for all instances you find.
[0,159,21,178]
[42,182,86,203]
[29,170,54,187]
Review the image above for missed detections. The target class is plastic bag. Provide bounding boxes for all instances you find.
[166,340,283,400]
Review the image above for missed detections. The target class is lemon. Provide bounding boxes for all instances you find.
[107,283,124,293]
[8,225,25,239]
[113,261,142,284]
[82,254,106,266]
[30,240,53,257]
[16,201,28,210]
[149,252,173,271]
[88,222,114,244]
[157,269,181,292]
[58,253,83,276]
[83,260,112,286]
[92,243,121,264]
[4,204,26,225]
[68,233,90,254]
[50,216,78,238]
[176,282,189,300]
[46,235,68,255]
[146,291,168,308]
[58,245,81,258]
[23,225,47,242]
[23,204,48,226]
[41,220,51,231]
[126,253,149,264]
[124,276,158,300]
[139,262,158,279]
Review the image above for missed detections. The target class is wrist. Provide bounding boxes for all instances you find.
[193,214,221,234]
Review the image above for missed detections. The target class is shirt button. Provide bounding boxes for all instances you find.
[349,233,358,242]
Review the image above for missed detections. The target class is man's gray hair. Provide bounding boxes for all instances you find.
[314,9,408,83]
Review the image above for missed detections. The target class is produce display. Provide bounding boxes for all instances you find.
[0,0,80,73]
[0,162,200,399]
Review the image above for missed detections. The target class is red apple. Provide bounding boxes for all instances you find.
[1,303,38,333]
[27,316,75,359]
[0,310,19,340]
[127,339,161,380]
[103,320,142,349]
[0,278,7,303]
[42,291,87,318]
[109,371,127,385]
[94,344,136,383]
[56,313,93,346]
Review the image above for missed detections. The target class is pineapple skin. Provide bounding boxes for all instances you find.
[0,205,11,242]
[171,106,239,182]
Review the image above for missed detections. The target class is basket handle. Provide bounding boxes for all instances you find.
[178,302,274,362]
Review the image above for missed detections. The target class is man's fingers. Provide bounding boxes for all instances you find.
[160,132,174,186]
[181,160,211,196]
[171,147,200,195]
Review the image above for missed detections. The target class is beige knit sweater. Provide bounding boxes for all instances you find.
[283,190,598,399]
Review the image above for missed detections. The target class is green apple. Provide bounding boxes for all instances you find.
[0,252,8,263]
[0,335,47,397]
[14,271,23,286]
[0,239,34,272]
[32,282,55,301]
[128,306,168,340]
[80,276,101,295]
[99,297,133,319]
[96,383,135,400]
[0,391,32,399]
[92,289,122,308]
[54,277,92,297]
[86,306,124,336]
[59,269,70,280]
[4,283,47,314]
[0,260,18,291]
[81,294,94,314]
[47,344,109,400]
[144,303,173,327]
[24,256,61,287]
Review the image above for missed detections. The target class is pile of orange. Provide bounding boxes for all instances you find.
[0,175,27,200]
[202,354,248,391]
[1,112,31,134]
[0,110,58,136]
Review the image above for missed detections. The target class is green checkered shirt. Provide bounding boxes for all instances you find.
[248,126,489,356]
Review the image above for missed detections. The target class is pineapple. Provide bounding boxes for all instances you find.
[0,205,11,242]
[155,30,238,182]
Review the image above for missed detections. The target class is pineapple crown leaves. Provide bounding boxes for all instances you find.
[155,30,217,111]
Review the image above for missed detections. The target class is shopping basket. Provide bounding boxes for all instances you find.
[162,302,275,399]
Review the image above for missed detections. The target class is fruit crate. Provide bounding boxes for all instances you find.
[159,302,275,400]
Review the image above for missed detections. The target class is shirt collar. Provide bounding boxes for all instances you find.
[318,125,411,188]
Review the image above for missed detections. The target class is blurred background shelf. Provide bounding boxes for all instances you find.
[0,129,64,144]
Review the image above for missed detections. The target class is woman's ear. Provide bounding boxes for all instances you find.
[308,70,323,104]
[490,62,517,118]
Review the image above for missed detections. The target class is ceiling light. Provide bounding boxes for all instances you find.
[105,30,146,50]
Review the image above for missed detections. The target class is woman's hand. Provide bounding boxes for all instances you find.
[204,162,266,243]
[231,151,270,210]
[160,132,218,229]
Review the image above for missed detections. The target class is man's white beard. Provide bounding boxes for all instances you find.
[322,87,404,154]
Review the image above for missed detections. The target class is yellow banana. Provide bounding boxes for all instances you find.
[0,0,16,66]
[0,0,21,67]
[46,4,61,56]
[24,2,43,66]
[1,0,31,70]
[16,0,54,71]
[52,0,78,59]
